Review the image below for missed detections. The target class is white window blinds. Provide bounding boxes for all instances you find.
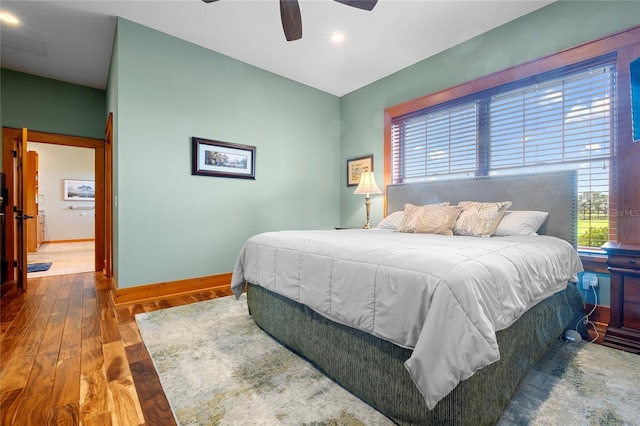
[391,103,478,183]
[390,60,617,248]
[488,64,616,248]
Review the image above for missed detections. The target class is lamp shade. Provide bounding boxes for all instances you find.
[353,172,382,195]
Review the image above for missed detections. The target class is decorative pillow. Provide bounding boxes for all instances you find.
[396,202,450,233]
[453,201,512,237]
[414,205,464,235]
[376,211,405,230]
[493,210,549,236]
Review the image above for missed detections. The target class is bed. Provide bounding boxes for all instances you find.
[231,171,586,425]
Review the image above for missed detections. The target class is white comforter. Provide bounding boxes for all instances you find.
[230,229,583,409]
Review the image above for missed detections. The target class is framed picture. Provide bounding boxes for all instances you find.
[347,155,373,187]
[192,137,256,179]
[64,179,95,201]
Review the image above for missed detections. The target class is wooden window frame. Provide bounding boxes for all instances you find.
[384,25,640,249]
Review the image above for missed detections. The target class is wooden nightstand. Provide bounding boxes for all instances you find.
[601,242,640,354]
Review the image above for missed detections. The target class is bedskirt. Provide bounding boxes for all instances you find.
[246,282,585,426]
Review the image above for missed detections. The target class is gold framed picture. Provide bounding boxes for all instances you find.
[347,155,373,187]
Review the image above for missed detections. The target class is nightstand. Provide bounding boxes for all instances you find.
[601,242,640,354]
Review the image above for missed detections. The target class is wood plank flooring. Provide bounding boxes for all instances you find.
[0,273,232,425]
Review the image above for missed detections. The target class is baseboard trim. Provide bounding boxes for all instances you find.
[585,303,610,325]
[113,272,232,307]
[584,303,610,345]
[43,238,95,244]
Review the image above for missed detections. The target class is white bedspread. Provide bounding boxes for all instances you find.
[230,229,583,409]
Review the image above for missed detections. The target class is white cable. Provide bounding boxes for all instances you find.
[576,284,599,343]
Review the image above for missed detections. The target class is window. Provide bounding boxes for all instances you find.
[391,103,478,181]
[389,59,618,250]
[488,63,617,249]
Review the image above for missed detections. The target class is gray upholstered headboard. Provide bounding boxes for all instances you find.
[387,171,578,247]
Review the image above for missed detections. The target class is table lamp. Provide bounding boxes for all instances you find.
[353,171,382,229]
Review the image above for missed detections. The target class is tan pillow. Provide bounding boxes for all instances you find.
[414,205,464,235]
[453,201,513,237]
[397,202,450,233]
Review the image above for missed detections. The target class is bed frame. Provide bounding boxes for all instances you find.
[246,171,584,425]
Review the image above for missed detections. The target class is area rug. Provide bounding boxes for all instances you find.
[27,262,52,273]
[498,337,640,425]
[137,295,640,426]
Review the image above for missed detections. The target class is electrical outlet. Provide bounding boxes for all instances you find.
[582,273,598,289]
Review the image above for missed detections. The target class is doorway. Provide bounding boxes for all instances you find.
[26,142,96,277]
[2,127,108,286]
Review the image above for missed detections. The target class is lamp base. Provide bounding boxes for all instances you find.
[363,195,372,229]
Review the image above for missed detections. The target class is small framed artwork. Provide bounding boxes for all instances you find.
[347,155,373,187]
[192,137,256,179]
[63,179,95,201]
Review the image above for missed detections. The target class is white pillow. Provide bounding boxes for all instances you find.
[493,210,549,236]
[376,211,405,230]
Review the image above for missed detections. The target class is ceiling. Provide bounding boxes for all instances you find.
[0,0,553,97]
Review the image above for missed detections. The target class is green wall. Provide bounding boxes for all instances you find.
[339,0,640,230]
[111,19,340,288]
[0,69,106,168]
[0,69,106,140]
[578,271,611,307]
[106,23,120,285]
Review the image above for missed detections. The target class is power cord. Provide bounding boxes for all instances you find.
[576,284,599,343]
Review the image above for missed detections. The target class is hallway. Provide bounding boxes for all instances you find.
[27,241,94,278]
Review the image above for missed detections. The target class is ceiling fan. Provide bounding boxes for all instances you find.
[201,0,378,41]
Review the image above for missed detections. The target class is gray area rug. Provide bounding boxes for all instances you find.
[136,295,640,425]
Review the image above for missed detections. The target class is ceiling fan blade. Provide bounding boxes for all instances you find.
[280,0,302,41]
[334,0,378,11]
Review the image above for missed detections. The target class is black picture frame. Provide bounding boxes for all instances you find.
[192,137,256,179]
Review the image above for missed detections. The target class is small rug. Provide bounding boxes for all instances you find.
[137,295,640,426]
[27,262,52,273]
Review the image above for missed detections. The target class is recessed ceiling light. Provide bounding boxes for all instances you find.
[0,11,20,25]
[331,32,345,44]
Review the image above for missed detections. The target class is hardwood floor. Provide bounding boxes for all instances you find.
[0,272,232,425]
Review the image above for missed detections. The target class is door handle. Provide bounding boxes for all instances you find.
[15,214,34,220]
